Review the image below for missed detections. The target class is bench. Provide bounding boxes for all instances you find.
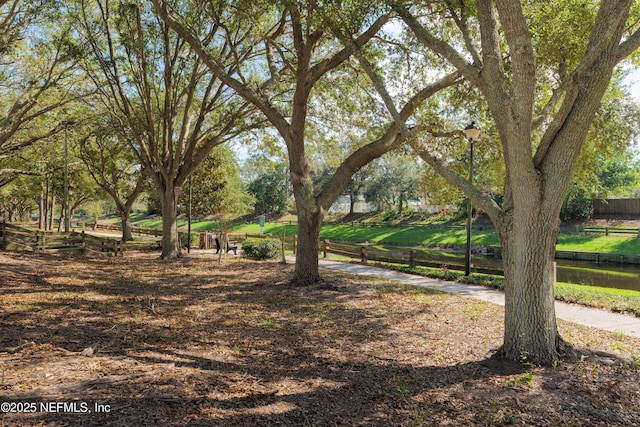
[215,237,238,255]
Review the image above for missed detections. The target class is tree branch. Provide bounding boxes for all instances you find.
[395,4,482,89]
[617,26,640,62]
[408,136,502,221]
[308,13,390,87]
[150,0,292,142]
[316,72,461,210]
[534,0,632,167]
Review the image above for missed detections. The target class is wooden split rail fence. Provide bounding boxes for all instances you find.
[234,233,497,275]
[95,223,163,237]
[1,222,124,256]
[316,240,501,275]
[578,226,640,237]
[14,220,632,270]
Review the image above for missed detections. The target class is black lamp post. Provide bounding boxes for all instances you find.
[463,122,481,276]
[187,175,192,253]
[61,120,75,233]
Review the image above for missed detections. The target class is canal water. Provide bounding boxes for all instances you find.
[556,261,640,291]
[354,242,640,291]
[469,256,640,291]
[402,248,640,291]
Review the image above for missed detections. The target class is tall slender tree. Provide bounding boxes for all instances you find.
[178,145,254,218]
[78,113,146,241]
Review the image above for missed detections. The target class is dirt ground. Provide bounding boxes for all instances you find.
[1,251,640,426]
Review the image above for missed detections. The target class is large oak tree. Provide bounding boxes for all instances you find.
[152,0,460,282]
[372,0,640,364]
[74,0,256,257]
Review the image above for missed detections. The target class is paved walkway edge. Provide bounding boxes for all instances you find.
[308,257,640,339]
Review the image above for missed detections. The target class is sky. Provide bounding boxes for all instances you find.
[626,68,640,101]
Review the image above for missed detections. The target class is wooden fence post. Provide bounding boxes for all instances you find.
[292,235,297,255]
[323,240,329,258]
[409,249,416,268]
[360,245,368,264]
[281,228,287,264]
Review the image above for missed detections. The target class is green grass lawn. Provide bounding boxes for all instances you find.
[117,215,640,255]
[557,234,640,254]
[231,222,501,247]
[105,214,223,232]
[232,221,640,255]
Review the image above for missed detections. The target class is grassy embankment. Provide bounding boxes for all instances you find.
[115,214,640,316]
[114,213,640,255]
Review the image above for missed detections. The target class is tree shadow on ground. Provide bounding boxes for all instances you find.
[3,350,524,426]
[1,252,640,426]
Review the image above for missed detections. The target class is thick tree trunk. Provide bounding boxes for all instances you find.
[349,194,356,215]
[119,210,133,242]
[497,206,564,365]
[293,207,323,285]
[159,185,182,259]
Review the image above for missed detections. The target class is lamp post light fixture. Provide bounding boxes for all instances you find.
[61,120,75,233]
[463,122,481,276]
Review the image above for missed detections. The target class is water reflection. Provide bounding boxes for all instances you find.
[555,261,640,291]
[415,250,640,291]
[475,256,640,291]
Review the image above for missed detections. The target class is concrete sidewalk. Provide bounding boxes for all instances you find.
[314,258,640,339]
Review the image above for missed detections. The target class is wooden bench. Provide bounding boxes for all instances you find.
[215,237,238,255]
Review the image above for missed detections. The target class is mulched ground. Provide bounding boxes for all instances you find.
[1,251,640,426]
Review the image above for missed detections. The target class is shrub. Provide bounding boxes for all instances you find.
[242,238,281,260]
[179,232,199,249]
[561,186,593,221]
